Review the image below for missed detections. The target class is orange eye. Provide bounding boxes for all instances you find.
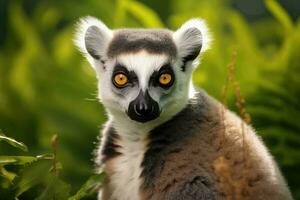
[159,73,172,85]
[114,73,128,87]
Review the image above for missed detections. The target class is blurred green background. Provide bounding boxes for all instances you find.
[0,0,299,199]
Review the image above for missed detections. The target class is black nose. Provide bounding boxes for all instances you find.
[128,90,160,123]
[134,103,154,116]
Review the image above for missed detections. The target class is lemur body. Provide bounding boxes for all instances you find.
[75,17,293,200]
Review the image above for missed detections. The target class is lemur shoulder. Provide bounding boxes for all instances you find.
[75,17,293,200]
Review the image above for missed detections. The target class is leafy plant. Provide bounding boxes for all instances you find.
[0,0,299,199]
[0,132,104,199]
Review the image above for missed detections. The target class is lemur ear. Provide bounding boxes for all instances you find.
[74,16,113,68]
[173,18,211,71]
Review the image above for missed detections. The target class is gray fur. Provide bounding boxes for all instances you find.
[140,91,223,200]
[107,29,177,58]
[139,90,293,200]
[85,25,110,61]
[165,176,216,200]
[85,26,102,60]
[141,92,212,188]
[180,27,203,71]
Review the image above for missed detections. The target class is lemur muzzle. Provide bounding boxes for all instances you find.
[128,90,160,123]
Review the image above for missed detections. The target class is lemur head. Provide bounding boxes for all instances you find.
[75,17,210,126]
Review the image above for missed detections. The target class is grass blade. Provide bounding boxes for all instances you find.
[68,173,106,200]
[0,134,28,152]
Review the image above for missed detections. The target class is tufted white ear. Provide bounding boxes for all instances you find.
[173,18,211,71]
[74,16,113,69]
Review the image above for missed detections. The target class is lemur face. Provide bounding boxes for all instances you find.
[107,51,175,123]
[75,18,210,124]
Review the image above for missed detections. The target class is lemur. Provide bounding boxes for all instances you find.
[75,17,293,200]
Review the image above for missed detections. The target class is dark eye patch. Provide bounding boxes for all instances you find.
[112,64,138,88]
[149,63,175,89]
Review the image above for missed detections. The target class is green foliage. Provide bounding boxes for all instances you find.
[69,173,106,200]
[0,133,28,152]
[265,0,293,33]
[13,161,52,197]
[0,0,299,199]
[35,175,71,200]
[0,134,103,199]
[113,0,164,27]
[0,155,50,166]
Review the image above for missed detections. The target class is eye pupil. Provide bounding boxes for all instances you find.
[159,73,172,85]
[114,73,128,87]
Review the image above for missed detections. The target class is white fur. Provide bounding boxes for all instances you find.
[98,52,170,116]
[74,16,113,75]
[173,18,211,67]
[100,57,192,141]
[109,130,146,200]
[97,120,146,200]
[94,49,192,139]
[117,51,169,92]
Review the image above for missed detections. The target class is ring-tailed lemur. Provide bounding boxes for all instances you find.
[75,17,293,200]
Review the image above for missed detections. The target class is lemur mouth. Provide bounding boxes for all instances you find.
[127,90,160,123]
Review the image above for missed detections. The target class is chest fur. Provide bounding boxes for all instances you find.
[103,137,146,200]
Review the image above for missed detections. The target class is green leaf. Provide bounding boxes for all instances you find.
[35,175,71,200]
[68,172,106,200]
[264,0,293,33]
[126,0,164,28]
[113,0,128,27]
[0,134,28,152]
[0,154,53,166]
[0,156,37,166]
[0,166,16,183]
[13,160,52,196]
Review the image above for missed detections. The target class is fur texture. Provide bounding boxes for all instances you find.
[74,17,293,200]
[107,29,177,58]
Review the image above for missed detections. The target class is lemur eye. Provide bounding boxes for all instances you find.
[159,73,172,85]
[113,73,128,87]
